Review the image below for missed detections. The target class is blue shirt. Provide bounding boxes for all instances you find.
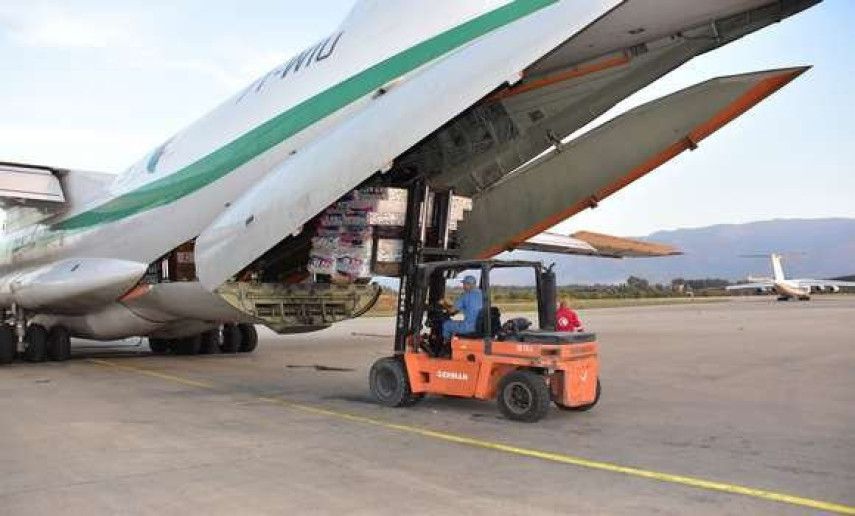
[455,289,483,332]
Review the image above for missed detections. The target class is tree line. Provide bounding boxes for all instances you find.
[491,276,734,301]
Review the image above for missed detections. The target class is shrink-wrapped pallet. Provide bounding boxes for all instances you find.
[307,253,337,275]
[376,239,404,263]
[309,186,409,280]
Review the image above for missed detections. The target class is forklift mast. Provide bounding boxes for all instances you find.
[393,180,458,354]
[391,180,559,354]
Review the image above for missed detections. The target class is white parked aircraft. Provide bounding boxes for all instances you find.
[0,0,821,364]
[727,254,855,301]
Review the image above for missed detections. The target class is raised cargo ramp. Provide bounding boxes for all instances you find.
[456,68,807,259]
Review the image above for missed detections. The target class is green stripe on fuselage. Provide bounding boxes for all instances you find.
[54,0,558,231]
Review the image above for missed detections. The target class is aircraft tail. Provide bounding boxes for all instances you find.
[771,254,786,281]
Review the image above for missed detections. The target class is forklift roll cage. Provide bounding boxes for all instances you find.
[390,180,558,357]
[396,259,558,357]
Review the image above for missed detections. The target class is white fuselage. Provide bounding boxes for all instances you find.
[771,280,811,299]
[1,0,607,277]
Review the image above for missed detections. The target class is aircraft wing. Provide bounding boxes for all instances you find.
[570,231,681,258]
[515,231,681,258]
[726,282,774,291]
[0,161,116,232]
[0,162,66,206]
[516,232,600,256]
[793,279,855,288]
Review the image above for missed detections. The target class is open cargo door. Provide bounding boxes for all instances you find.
[456,67,808,259]
[194,1,622,291]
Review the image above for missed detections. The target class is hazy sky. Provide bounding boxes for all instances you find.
[0,1,851,236]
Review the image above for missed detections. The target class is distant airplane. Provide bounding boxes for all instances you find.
[727,254,855,301]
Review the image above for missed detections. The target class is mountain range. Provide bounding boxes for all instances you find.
[500,218,855,285]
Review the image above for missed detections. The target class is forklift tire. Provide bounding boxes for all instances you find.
[237,324,258,353]
[46,326,72,362]
[555,379,601,412]
[0,325,15,365]
[220,324,241,353]
[148,338,171,355]
[369,357,420,408]
[23,324,48,363]
[497,370,550,423]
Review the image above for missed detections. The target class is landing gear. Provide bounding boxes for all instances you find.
[199,330,220,355]
[0,325,15,365]
[171,335,202,356]
[46,326,72,362]
[237,324,258,353]
[147,323,258,357]
[0,323,73,364]
[23,324,48,363]
[148,338,171,355]
[220,324,241,353]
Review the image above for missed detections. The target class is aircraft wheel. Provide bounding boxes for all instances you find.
[148,338,171,355]
[555,379,601,412]
[369,357,419,407]
[198,330,220,355]
[497,370,550,423]
[23,324,48,363]
[0,325,15,365]
[237,324,258,353]
[172,335,201,356]
[219,324,241,353]
[46,326,72,362]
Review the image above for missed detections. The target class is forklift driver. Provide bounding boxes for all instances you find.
[440,275,483,341]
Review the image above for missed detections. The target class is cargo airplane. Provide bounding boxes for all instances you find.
[727,254,855,301]
[0,0,821,364]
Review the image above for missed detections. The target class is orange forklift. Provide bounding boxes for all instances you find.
[369,259,600,422]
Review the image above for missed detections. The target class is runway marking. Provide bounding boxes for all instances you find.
[88,359,855,515]
[89,359,216,389]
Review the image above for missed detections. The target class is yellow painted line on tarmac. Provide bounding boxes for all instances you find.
[89,358,216,390]
[89,359,855,515]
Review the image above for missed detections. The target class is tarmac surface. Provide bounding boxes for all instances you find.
[1,296,853,515]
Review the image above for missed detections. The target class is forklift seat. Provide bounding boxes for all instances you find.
[458,307,502,339]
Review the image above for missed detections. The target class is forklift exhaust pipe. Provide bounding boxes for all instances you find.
[538,266,557,331]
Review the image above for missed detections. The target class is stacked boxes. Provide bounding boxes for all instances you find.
[447,195,473,231]
[307,187,474,281]
[372,227,406,277]
[425,194,474,231]
[308,187,408,280]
